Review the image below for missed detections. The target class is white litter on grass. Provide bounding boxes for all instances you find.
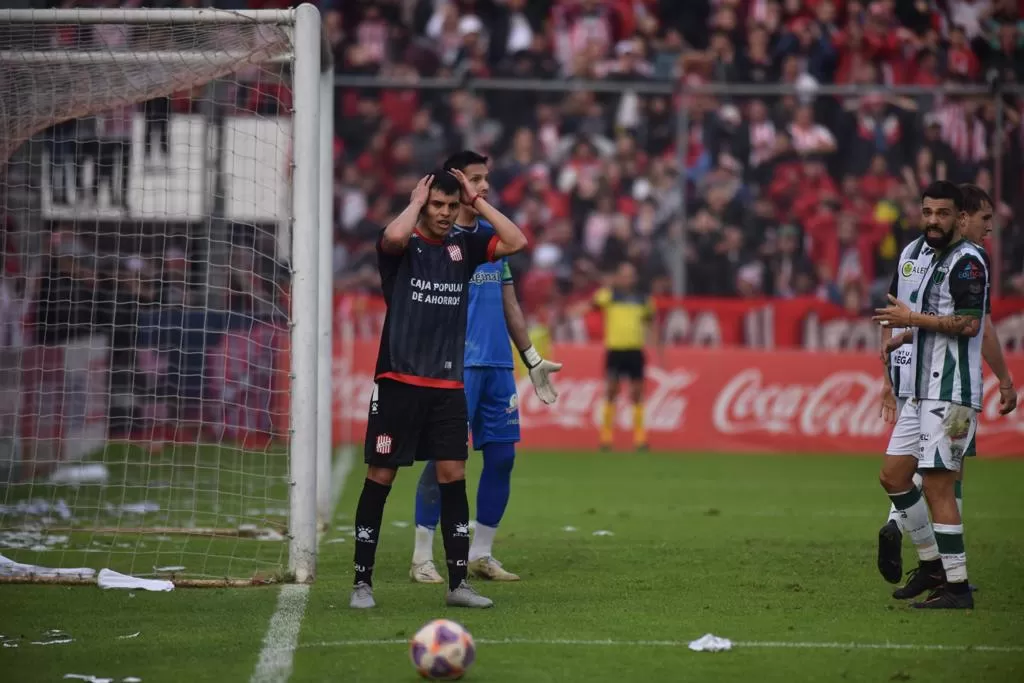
[49,463,110,485]
[323,538,345,544]
[123,678,142,682]
[112,502,160,515]
[592,530,614,537]
[0,531,70,550]
[97,569,173,592]
[32,630,73,646]
[0,553,96,578]
[64,675,112,683]
[0,498,73,520]
[688,634,733,652]
[562,526,578,532]
[246,507,288,517]
[118,632,141,640]
[154,566,185,572]
[1,635,21,648]
[390,520,409,528]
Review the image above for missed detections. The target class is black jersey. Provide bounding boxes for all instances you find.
[374,227,499,388]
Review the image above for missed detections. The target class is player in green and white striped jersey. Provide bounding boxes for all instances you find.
[875,184,1018,593]
[873,181,990,609]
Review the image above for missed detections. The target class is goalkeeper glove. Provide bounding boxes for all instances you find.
[520,345,562,405]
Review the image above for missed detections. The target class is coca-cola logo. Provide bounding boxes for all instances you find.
[712,368,888,437]
[516,366,697,432]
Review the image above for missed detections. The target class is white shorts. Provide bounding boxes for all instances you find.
[885,398,978,472]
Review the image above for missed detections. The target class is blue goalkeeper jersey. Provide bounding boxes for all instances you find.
[458,220,515,369]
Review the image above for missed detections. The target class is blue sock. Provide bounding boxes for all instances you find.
[414,461,440,529]
[476,443,515,527]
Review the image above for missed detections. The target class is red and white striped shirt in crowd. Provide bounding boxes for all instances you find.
[788,121,836,155]
[935,101,988,164]
[554,3,613,71]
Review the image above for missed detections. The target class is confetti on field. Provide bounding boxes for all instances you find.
[324,538,346,544]
[562,526,578,532]
[390,520,410,528]
[592,530,615,537]
[154,566,186,572]
[118,632,141,640]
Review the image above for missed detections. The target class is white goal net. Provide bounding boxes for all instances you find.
[0,6,330,586]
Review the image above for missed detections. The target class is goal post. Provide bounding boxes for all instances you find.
[0,5,331,585]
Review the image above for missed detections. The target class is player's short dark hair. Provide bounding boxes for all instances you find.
[443,150,489,172]
[959,183,993,215]
[921,181,963,210]
[429,169,461,196]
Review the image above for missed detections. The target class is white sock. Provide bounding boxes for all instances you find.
[412,525,435,565]
[889,473,926,531]
[933,523,967,583]
[468,523,497,563]
[888,487,939,561]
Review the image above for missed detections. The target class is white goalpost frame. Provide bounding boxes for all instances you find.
[0,4,327,584]
[316,68,334,533]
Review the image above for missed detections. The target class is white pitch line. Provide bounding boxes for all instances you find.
[293,638,1024,655]
[249,447,354,683]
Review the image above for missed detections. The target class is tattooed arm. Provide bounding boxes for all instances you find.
[913,255,987,338]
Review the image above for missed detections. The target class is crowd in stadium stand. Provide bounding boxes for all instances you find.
[10,0,1024,318]
[318,0,1024,314]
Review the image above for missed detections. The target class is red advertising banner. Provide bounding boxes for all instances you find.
[333,341,1024,457]
[334,293,1024,351]
[0,336,110,479]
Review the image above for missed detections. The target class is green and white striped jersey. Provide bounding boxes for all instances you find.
[912,239,989,410]
[888,236,937,399]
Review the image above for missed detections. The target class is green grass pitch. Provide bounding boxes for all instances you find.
[2,449,1023,682]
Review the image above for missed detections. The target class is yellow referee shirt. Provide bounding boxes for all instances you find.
[592,287,654,351]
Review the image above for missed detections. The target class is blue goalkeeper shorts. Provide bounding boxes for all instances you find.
[465,367,520,450]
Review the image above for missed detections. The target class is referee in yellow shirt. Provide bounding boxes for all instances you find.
[577,262,657,451]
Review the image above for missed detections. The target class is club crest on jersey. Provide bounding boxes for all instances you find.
[447,244,463,262]
[375,434,393,455]
[902,261,914,278]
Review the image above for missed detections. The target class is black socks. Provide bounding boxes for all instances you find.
[352,478,391,587]
[439,479,471,591]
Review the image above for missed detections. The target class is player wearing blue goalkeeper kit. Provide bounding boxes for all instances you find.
[410,151,561,584]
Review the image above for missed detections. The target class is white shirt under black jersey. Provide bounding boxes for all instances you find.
[912,238,989,410]
[373,227,499,389]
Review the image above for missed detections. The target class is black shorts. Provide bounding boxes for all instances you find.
[605,349,645,381]
[364,378,469,468]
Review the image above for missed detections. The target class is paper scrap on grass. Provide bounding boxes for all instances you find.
[0,554,96,578]
[324,537,345,544]
[390,520,410,528]
[49,463,110,485]
[97,569,173,592]
[0,531,71,551]
[562,526,578,532]
[592,530,614,537]
[153,566,185,572]
[688,634,733,652]
[32,630,73,646]
[0,498,73,520]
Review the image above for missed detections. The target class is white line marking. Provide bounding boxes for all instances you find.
[293,638,1024,654]
[250,584,310,683]
[250,447,353,683]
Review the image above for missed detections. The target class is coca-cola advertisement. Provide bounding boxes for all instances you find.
[334,293,1024,351]
[332,340,1024,457]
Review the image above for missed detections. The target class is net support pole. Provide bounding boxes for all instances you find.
[288,2,322,583]
[316,66,334,530]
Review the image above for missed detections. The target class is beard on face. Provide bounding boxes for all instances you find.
[924,224,954,249]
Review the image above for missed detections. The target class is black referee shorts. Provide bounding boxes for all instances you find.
[364,378,469,468]
[605,349,646,381]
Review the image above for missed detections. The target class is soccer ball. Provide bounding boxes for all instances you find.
[409,619,476,680]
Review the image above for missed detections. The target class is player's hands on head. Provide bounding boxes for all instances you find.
[411,174,434,206]
[998,381,1018,416]
[872,295,913,329]
[448,169,474,206]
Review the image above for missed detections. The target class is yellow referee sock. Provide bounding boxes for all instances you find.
[600,402,614,445]
[633,403,646,447]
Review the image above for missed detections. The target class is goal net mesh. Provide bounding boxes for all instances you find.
[0,11,302,586]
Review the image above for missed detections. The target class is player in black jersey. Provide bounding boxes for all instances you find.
[350,170,527,609]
